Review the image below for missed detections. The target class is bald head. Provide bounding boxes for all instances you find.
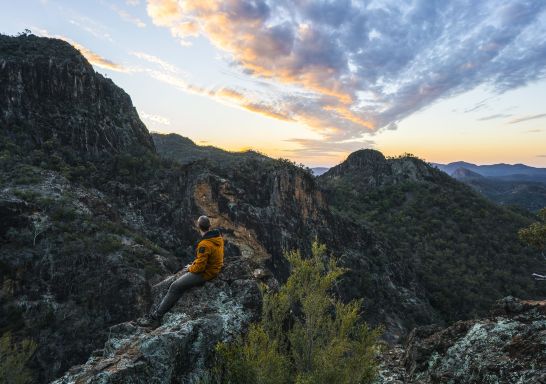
[197,215,211,232]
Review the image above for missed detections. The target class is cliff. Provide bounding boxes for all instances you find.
[377,297,546,383]
[0,34,154,155]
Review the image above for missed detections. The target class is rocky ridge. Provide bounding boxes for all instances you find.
[1,34,430,382]
[2,34,545,383]
[376,297,546,384]
[52,251,261,384]
[0,34,153,155]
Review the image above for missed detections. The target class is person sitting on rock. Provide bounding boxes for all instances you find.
[135,215,224,328]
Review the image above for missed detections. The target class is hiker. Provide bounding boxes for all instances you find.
[135,215,224,328]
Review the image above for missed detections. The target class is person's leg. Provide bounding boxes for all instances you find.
[155,272,205,318]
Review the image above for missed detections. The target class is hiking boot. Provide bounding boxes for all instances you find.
[134,313,161,329]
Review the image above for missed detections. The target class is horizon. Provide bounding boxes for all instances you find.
[2,0,546,167]
[151,131,546,169]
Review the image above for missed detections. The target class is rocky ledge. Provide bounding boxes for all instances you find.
[377,296,546,384]
[51,253,261,384]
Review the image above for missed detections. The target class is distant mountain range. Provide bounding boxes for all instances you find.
[431,162,546,212]
[310,166,329,176]
[433,161,546,182]
[314,161,546,212]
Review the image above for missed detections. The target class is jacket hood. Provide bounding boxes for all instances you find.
[202,229,223,245]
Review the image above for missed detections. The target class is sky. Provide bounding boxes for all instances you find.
[2,0,546,167]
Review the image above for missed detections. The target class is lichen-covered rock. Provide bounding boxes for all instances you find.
[376,297,546,384]
[51,253,261,384]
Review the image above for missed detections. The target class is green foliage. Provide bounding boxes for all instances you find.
[322,161,545,322]
[0,332,37,384]
[211,243,381,384]
[518,208,546,253]
[96,234,123,254]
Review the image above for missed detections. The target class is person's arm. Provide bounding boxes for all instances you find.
[188,244,210,273]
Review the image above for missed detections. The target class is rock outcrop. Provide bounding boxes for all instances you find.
[320,149,435,189]
[376,297,546,384]
[0,34,154,155]
[52,251,261,384]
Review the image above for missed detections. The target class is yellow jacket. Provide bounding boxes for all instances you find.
[188,229,224,280]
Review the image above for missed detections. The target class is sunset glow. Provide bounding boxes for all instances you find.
[3,0,546,167]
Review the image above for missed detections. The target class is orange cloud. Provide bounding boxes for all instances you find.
[33,28,128,72]
[70,41,128,72]
[145,0,370,139]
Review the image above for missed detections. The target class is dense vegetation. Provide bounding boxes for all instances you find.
[209,243,381,384]
[151,133,267,167]
[320,153,545,322]
[456,176,546,213]
[518,208,546,280]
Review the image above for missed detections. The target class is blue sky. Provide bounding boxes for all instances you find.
[2,0,546,167]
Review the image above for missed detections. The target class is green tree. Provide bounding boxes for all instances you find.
[212,242,381,384]
[0,332,37,384]
[518,208,546,280]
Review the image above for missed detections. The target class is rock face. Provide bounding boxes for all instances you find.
[51,251,261,384]
[376,297,546,384]
[321,149,435,189]
[0,34,154,155]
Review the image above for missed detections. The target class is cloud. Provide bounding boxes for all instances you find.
[477,113,513,121]
[284,138,375,158]
[126,0,139,5]
[130,51,179,73]
[140,111,171,125]
[111,4,146,28]
[527,129,543,133]
[145,0,546,151]
[509,113,546,124]
[33,28,128,72]
[537,155,546,157]
[68,18,114,42]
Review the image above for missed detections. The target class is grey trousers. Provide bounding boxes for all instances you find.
[156,272,205,317]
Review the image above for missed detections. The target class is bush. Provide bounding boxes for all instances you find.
[518,208,546,254]
[0,332,37,384]
[211,242,381,384]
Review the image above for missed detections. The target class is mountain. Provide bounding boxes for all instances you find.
[456,177,546,213]
[319,150,545,323]
[310,166,329,176]
[434,161,546,182]
[2,34,545,383]
[450,167,484,180]
[434,161,546,211]
[0,34,433,382]
[0,34,154,156]
[151,132,266,166]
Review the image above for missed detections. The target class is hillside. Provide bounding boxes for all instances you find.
[435,162,546,212]
[151,132,267,167]
[319,150,545,322]
[0,34,432,382]
[455,176,546,213]
[2,33,545,383]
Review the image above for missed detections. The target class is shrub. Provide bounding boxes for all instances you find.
[211,242,381,384]
[0,332,37,384]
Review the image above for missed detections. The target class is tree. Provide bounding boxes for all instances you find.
[518,208,546,280]
[211,242,381,384]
